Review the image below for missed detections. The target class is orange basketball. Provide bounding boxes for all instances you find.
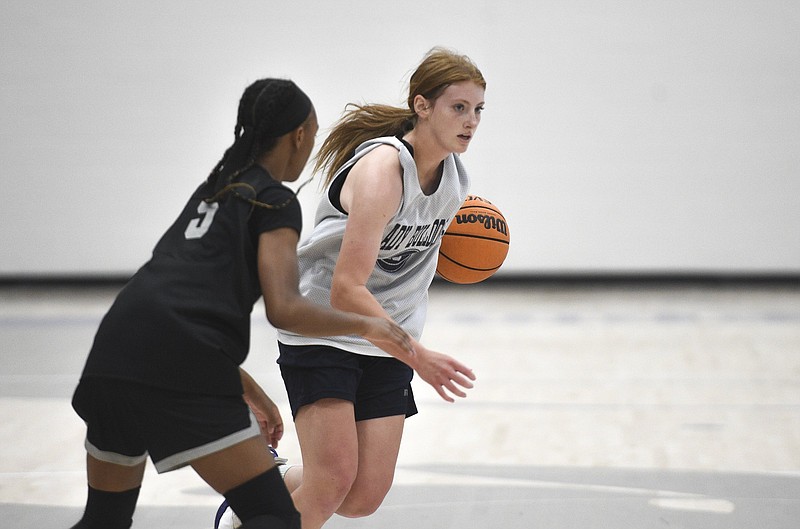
[436,195,510,284]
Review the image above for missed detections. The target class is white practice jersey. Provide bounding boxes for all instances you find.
[277,136,470,356]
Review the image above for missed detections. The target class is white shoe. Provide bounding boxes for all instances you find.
[214,499,242,529]
[216,502,242,529]
[268,446,288,466]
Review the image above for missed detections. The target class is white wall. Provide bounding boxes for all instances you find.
[2,0,799,277]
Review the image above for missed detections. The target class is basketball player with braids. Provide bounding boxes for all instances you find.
[68,79,413,529]
[217,48,486,529]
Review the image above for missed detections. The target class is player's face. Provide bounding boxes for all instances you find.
[287,108,319,182]
[429,81,485,154]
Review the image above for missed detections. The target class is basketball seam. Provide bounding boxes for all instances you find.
[459,205,501,214]
[442,232,510,244]
[438,252,501,272]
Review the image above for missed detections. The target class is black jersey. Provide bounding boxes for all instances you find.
[81,166,302,396]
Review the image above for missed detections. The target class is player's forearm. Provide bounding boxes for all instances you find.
[330,281,390,321]
[269,295,372,338]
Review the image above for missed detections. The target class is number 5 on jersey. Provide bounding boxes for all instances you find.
[185,201,220,240]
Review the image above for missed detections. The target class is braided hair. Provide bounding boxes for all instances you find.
[206,79,312,208]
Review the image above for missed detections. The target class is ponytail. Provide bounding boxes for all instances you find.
[313,47,485,188]
[314,104,415,186]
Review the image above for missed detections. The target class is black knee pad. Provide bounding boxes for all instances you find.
[71,486,140,529]
[224,467,299,527]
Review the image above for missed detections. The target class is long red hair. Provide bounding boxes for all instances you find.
[314,48,486,186]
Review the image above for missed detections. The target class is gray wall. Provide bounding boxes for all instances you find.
[2,1,799,277]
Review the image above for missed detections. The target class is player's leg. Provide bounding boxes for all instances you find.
[215,447,289,528]
[192,435,299,529]
[139,387,300,529]
[277,344,397,528]
[70,380,148,529]
[335,354,415,517]
[290,398,360,529]
[191,434,274,493]
[336,414,405,517]
[281,462,302,494]
[69,456,146,529]
[85,455,146,491]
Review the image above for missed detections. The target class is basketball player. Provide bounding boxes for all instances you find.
[68,79,413,529]
[217,48,486,529]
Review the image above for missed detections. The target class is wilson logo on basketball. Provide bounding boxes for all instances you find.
[453,211,508,236]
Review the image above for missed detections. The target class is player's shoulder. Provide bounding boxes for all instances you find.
[364,142,402,160]
[352,143,402,177]
[341,143,403,212]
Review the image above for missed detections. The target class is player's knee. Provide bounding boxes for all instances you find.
[311,463,359,510]
[314,477,356,517]
[337,501,381,518]
[336,487,388,518]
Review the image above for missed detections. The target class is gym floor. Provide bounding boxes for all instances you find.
[1,279,799,528]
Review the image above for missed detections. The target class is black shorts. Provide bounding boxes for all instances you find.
[71,377,260,473]
[277,342,418,421]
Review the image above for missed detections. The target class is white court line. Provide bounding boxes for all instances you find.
[648,498,735,513]
[391,469,736,514]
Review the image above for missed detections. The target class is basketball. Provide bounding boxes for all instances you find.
[436,195,510,284]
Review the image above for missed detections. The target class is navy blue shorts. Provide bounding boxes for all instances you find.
[277,343,418,421]
[71,377,260,473]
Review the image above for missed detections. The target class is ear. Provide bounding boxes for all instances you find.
[292,125,305,149]
[413,94,431,117]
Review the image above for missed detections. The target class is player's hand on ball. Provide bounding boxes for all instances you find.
[412,346,476,402]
